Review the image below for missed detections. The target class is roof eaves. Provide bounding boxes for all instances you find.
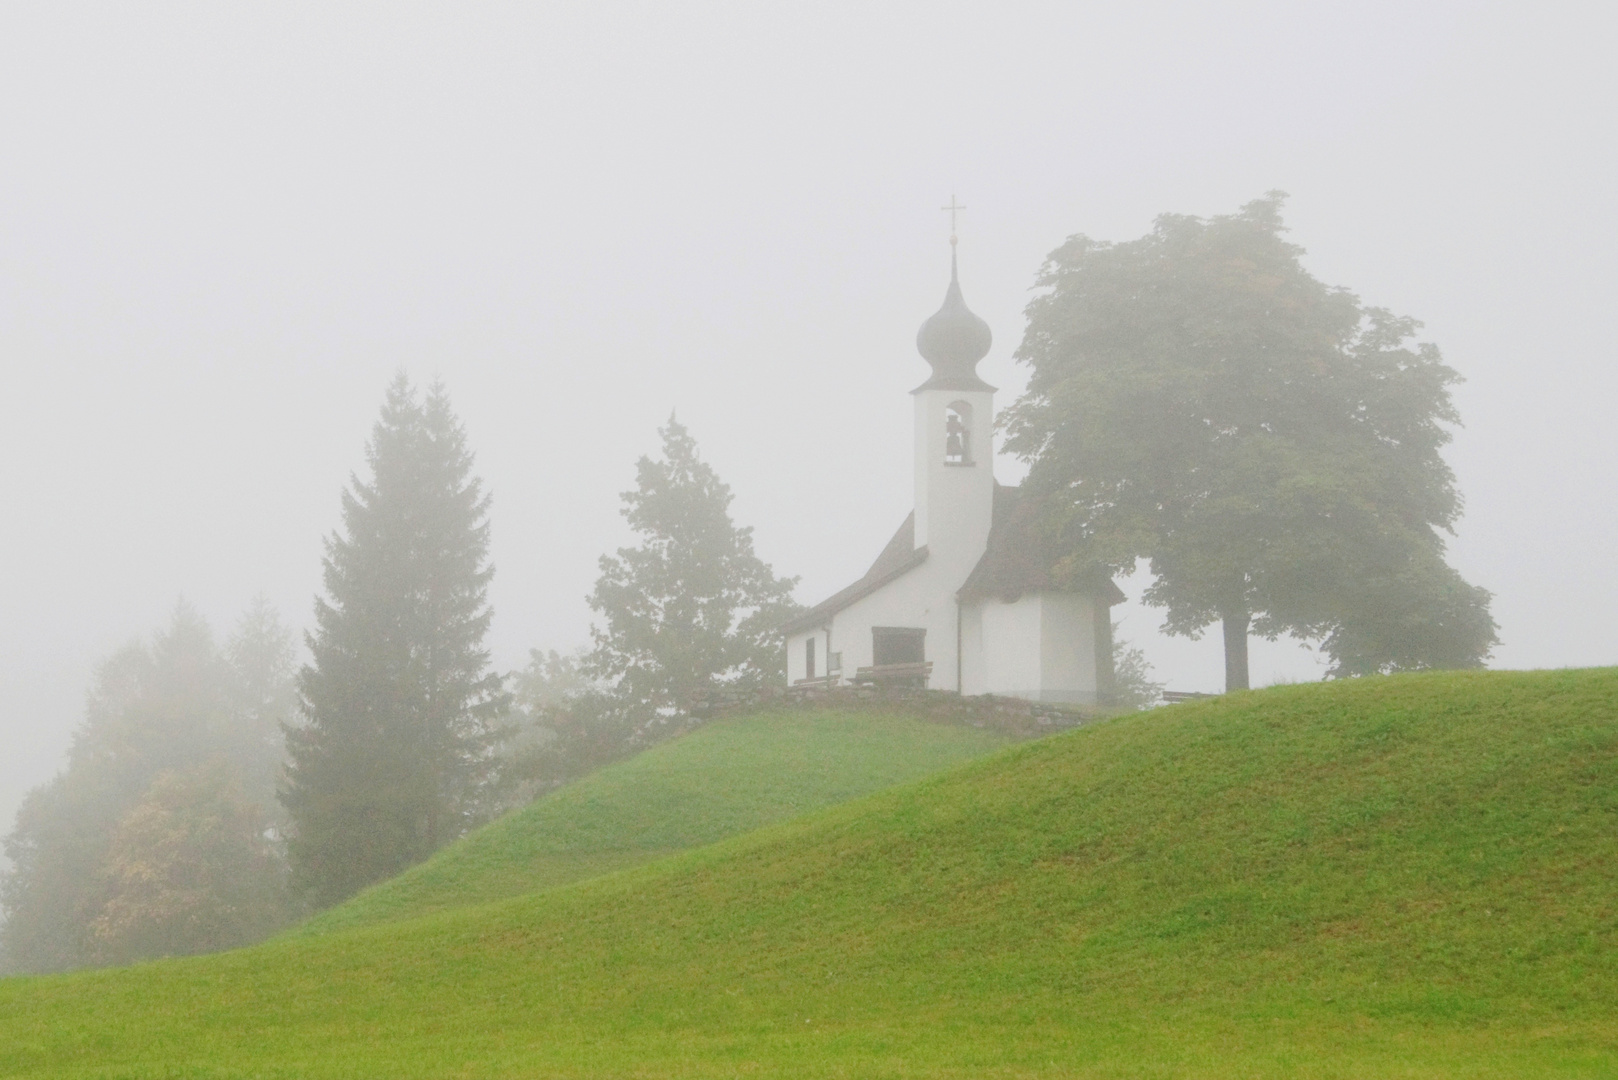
[956,483,1126,606]
[781,545,930,636]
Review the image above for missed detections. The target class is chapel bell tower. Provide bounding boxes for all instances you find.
[912,212,996,581]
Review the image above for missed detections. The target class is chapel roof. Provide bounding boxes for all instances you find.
[958,484,1127,606]
[781,487,1124,636]
[781,514,929,636]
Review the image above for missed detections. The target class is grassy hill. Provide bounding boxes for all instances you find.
[301,707,1016,934]
[2,669,1616,1078]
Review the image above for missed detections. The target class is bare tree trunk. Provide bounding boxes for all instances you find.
[1222,612,1250,692]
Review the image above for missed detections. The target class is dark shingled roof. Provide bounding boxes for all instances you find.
[782,488,1123,636]
[957,484,1127,606]
[781,514,929,636]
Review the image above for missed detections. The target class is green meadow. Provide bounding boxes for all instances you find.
[2,669,1615,1078]
[300,708,1016,935]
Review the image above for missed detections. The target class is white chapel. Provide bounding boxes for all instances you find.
[783,240,1124,703]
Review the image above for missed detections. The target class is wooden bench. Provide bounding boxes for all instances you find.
[852,661,933,689]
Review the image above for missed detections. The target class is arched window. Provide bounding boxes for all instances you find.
[944,401,973,465]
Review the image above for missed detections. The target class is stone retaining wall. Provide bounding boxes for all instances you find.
[688,683,1116,739]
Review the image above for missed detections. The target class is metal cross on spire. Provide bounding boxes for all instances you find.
[942,195,965,246]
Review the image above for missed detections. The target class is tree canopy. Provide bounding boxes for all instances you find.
[90,758,285,967]
[1,602,296,973]
[1002,193,1496,688]
[282,375,508,909]
[497,649,636,803]
[588,416,800,715]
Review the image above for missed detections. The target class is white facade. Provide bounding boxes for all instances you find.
[783,251,1119,704]
[961,593,1108,702]
[912,387,994,558]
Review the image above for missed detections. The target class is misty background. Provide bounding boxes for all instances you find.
[2,2,1614,839]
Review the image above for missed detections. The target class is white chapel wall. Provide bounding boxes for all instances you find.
[1037,592,1102,702]
[912,387,994,558]
[958,602,985,694]
[966,592,1104,703]
[975,595,1045,697]
[832,559,962,688]
[789,555,971,689]
[786,630,814,683]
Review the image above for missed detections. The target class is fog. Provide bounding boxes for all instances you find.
[2,2,1614,837]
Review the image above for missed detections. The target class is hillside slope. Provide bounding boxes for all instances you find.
[2,669,1615,1079]
[302,707,1015,933]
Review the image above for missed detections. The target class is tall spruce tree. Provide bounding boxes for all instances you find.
[588,416,800,715]
[1002,193,1496,689]
[282,375,507,908]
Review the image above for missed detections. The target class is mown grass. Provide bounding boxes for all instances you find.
[2,669,1615,1078]
[302,708,1015,934]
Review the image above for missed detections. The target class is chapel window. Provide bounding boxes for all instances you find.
[805,636,816,680]
[872,627,926,667]
[944,402,973,465]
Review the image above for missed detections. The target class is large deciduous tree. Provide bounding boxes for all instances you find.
[1001,193,1496,689]
[282,375,508,908]
[588,416,800,715]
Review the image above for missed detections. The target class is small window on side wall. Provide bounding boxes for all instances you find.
[805,636,816,680]
[872,627,926,666]
[944,401,973,466]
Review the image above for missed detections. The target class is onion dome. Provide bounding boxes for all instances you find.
[915,247,994,392]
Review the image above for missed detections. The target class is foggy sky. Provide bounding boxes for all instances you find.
[3,2,1615,838]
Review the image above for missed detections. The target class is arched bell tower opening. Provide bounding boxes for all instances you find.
[944,401,974,466]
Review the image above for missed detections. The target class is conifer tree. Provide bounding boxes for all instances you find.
[282,375,508,908]
[588,416,800,715]
[224,597,297,825]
